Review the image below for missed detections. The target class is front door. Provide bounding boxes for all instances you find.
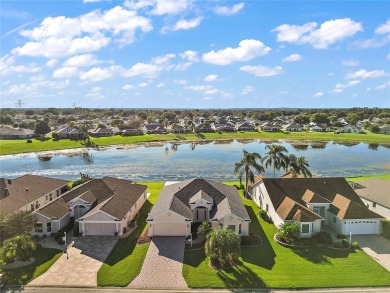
[195,207,207,222]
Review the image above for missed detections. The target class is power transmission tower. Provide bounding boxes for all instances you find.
[15,99,25,108]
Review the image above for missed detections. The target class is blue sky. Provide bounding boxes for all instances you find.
[1,0,389,108]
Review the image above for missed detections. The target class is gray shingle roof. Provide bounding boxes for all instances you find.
[35,198,69,219]
[354,178,390,208]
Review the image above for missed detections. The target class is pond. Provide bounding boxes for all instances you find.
[0,140,389,181]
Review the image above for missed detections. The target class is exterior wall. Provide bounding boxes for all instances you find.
[344,219,382,235]
[58,213,70,232]
[20,185,67,214]
[148,211,190,237]
[118,191,147,235]
[33,213,52,235]
[360,197,390,219]
[33,212,70,235]
[215,214,249,236]
[326,211,344,234]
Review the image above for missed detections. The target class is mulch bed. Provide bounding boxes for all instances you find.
[137,228,151,244]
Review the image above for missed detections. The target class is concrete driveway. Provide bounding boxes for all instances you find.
[129,237,188,289]
[28,236,117,287]
[352,235,390,272]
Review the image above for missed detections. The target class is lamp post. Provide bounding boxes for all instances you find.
[64,232,68,259]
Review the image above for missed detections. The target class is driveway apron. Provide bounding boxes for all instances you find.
[28,236,117,287]
[352,235,390,272]
[129,236,188,289]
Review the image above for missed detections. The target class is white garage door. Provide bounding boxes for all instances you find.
[153,223,187,236]
[345,220,380,235]
[84,223,116,236]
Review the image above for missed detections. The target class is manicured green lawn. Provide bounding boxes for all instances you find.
[3,245,62,285]
[1,131,389,155]
[347,174,390,181]
[97,182,164,286]
[182,191,390,289]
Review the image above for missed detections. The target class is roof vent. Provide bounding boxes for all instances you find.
[7,179,11,184]
[25,188,29,192]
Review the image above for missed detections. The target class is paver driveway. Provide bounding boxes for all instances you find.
[129,236,188,289]
[352,235,390,272]
[28,236,117,287]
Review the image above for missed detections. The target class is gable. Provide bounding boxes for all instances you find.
[82,210,117,221]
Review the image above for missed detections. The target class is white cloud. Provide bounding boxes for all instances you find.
[240,65,283,77]
[53,67,79,78]
[46,59,58,67]
[376,19,390,35]
[86,86,104,100]
[168,17,203,32]
[282,53,302,63]
[138,82,148,87]
[342,59,359,66]
[180,50,199,62]
[0,55,41,76]
[215,3,245,16]
[151,53,175,65]
[202,39,271,65]
[312,91,323,97]
[173,79,187,85]
[80,67,113,81]
[346,69,386,79]
[187,85,212,91]
[332,79,361,93]
[375,81,390,90]
[124,0,155,10]
[241,85,254,95]
[152,0,190,15]
[388,53,390,60]
[63,54,100,67]
[122,84,135,90]
[13,6,152,58]
[273,18,362,49]
[122,62,162,78]
[204,74,218,82]
[355,19,390,48]
[156,82,164,88]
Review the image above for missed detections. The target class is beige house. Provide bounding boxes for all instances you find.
[33,177,147,236]
[147,179,250,237]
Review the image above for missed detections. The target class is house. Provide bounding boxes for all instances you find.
[261,123,279,132]
[33,177,148,236]
[88,127,113,137]
[310,124,331,132]
[213,123,235,132]
[251,177,384,238]
[0,175,68,216]
[0,127,35,139]
[236,122,256,131]
[283,123,303,132]
[56,126,83,139]
[351,178,390,219]
[141,124,167,134]
[379,125,390,134]
[248,175,267,195]
[147,179,251,237]
[121,128,143,136]
[338,125,361,133]
[196,124,214,133]
[167,124,191,133]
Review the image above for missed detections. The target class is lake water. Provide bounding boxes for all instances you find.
[1,140,389,181]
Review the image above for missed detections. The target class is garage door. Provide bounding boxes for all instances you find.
[84,223,116,236]
[345,220,380,235]
[153,223,187,236]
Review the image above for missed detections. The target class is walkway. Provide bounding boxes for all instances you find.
[352,235,390,271]
[129,236,188,289]
[28,236,117,287]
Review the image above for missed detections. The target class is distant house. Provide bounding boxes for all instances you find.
[261,123,279,132]
[352,178,390,219]
[147,179,250,237]
[310,124,331,132]
[88,127,113,137]
[338,125,361,133]
[0,127,35,139]
[379,125,390,134]
[251,177,384,238]
[167,124,191,133]
[121,128,143,136]
[236,122,256,131]
[0,175,68,217]
[33,177,147,236]
[196,124,214,133]
[283,123,303,132]
[141,123,167,134]
[56,126,83,139]
[213,123,235,132]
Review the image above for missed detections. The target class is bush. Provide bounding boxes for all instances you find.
[341,239,349,248]
[42,234,47,239]
[73,222,80,236]
[333,241,344,248]
[350,241,359,250]
[336,234,347,239]
[312,231,333,245]
[259,210,267,219]
[26,139,32,143]
[382,220,390,240]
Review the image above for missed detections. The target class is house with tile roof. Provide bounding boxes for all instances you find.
[352,178,390,219]
[33,177,148,236]
[251,177,384,238]
[147,179,250,237]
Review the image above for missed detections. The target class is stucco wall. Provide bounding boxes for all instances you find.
[217,214,249,236]
[360,197,390,219]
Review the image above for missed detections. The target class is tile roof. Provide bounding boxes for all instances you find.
[353,178,390,208]
[248,175,267,187]
[260,178,383,220]
[0,175,68,216]
[148,179,250,221]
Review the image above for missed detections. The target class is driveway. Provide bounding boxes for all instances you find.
[352,235,390,272]
[129,236,188,289]
[28,236,117,287]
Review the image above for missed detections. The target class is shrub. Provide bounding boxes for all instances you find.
[277,222,301,244]
[26,139,32,143]
[73,223,80,236]
[341,239,349,248]
[259,210,267,219]
[333,241,344,248]
[42,234,47,239]
[336,234,347,239]
[382,220,390,240]
[51,132,59,140]
[312,231,333,245]
[57,238,65,245]
[1,235,36,263]
[350,241,359,250]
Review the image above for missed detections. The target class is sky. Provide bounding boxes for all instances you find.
[0,0,389,109]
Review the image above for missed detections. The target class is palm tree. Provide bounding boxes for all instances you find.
[263,144,288,177]
[282,154,297,174]
[1,234,37,263]
[295,156,312,177]
[205,227,240,267]
[234,149,264,198]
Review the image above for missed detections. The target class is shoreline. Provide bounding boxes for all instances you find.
[1,136,389,158]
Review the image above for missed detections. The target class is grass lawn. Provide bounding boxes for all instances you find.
[3,245,62,285]
[182,185,390,289]
[1,131,389,155]
[97,182,164,286]
[347,174,390,181]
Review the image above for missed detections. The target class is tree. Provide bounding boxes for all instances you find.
[311,113,330,125]
[0,211,36,242]
[197,221,212,238]
[281,154,297,173]
[276,222,301,244]
[263,144,288,177]
[34,120,51,136]
[370,124,380,133]
[1,234,36,263]
[294,156,312,177]
[234,149,264,198]
[205,227,240,267]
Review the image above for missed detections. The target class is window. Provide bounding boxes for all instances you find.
[34,223,43,233]
[47,222,52,233]
[239,224,242,234]
[56,190,60,197]
[227,225,235,232]
[301,223,310,234]
[266,204,269,212]
[373,202,376,208]
[31,204,34,211]
[35,201,39,209]
[46,195,48,201]
[49,194,52,201]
